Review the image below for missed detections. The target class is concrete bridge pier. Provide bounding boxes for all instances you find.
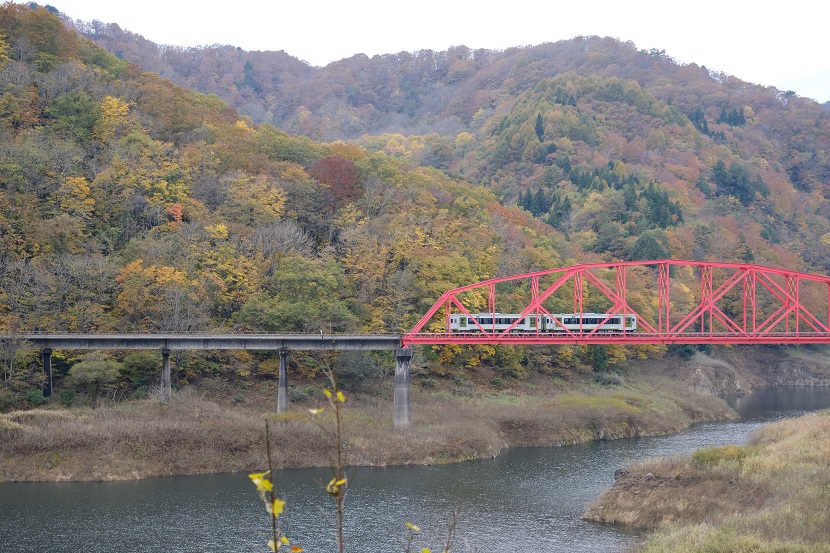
[161,348,172,401]
[277,349,289,413]
[393,348,413,429]
[41,348,53,398]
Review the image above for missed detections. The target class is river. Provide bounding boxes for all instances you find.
[1,387,829,553]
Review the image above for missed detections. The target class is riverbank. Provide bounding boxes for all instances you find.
[0,374,734,482]
[584,411,830,552]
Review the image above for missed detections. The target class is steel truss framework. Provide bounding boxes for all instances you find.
[402,260,830,346]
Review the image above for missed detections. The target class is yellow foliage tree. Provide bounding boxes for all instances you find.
[115,260,193,330]
[56,177,95,219]
[106,132,191,207]
[0,35,10,67]
[200,248,259,318]
[94,95,130,142]
[223,172,286,226]
[606,344,628,366]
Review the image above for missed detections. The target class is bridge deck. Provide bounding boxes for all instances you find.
[401,331,830,345]
[3,334,403,351]
[7,331,830,350]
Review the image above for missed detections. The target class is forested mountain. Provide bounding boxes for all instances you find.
[76,13,830,273]
[2,3,830,406]
[1,4,594,404]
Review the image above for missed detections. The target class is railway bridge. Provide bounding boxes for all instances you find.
[5,260,830,427]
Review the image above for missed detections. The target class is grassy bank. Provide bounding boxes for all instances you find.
[0,376,734,482]
[584,411,830,552]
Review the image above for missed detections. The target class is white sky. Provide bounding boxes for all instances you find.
[54,0,830,103]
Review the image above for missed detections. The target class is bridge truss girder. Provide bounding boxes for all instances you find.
[403,260,830,346]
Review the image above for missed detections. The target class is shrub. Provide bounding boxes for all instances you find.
[288,385,316,403]
[25,389,47,406]
[668,344,698,359]
[59,389,75,407]
[129,386,147,400]
[595,372,624,386]
[691,444,746,467]
[69,352,122,407]
[0,388,15,412]
[121,351,162,387]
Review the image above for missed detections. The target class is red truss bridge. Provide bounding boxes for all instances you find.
[402,260,830,346]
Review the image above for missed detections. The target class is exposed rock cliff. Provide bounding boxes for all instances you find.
[643,346,830,396]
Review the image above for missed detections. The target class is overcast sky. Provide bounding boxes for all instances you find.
[55,0,830,104]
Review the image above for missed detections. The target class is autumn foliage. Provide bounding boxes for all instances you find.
[308,155,360,205]
[2,4,830,400]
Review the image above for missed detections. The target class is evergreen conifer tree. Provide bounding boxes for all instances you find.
[535,113,544,142]
[533,188,546,215]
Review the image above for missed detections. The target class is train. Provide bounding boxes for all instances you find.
[448,312,637,333]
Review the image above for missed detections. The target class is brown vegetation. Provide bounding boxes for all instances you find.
[583,455,770,529]
[0,375,733,482]
[584,412,830,552]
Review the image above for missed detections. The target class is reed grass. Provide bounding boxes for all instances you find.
[585,411,830,552]
[0,376,735,482]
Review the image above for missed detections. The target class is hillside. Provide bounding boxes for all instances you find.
[0,4,578,405]
[1,4,830,410]
[74,15,830,273]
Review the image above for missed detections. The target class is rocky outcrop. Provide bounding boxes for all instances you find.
[762,357,830,387]
[644,347,830,396]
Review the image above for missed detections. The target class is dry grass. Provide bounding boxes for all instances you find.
[0,376,735,482]
[586,411,830,552]
[584,455,769,529]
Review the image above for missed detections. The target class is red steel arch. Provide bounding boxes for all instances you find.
[402,260,830,346]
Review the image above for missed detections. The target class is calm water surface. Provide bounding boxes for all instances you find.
[2,387,829,553]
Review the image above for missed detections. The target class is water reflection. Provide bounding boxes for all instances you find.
[727,385,830,419]
[2,387,829,553]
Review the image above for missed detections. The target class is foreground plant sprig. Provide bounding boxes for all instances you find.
[249,421,302,552]
[405,521,428,553]
[404,514,456,553]
[310,366,349,553]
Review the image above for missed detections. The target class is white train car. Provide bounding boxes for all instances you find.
[449,312,636,333]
